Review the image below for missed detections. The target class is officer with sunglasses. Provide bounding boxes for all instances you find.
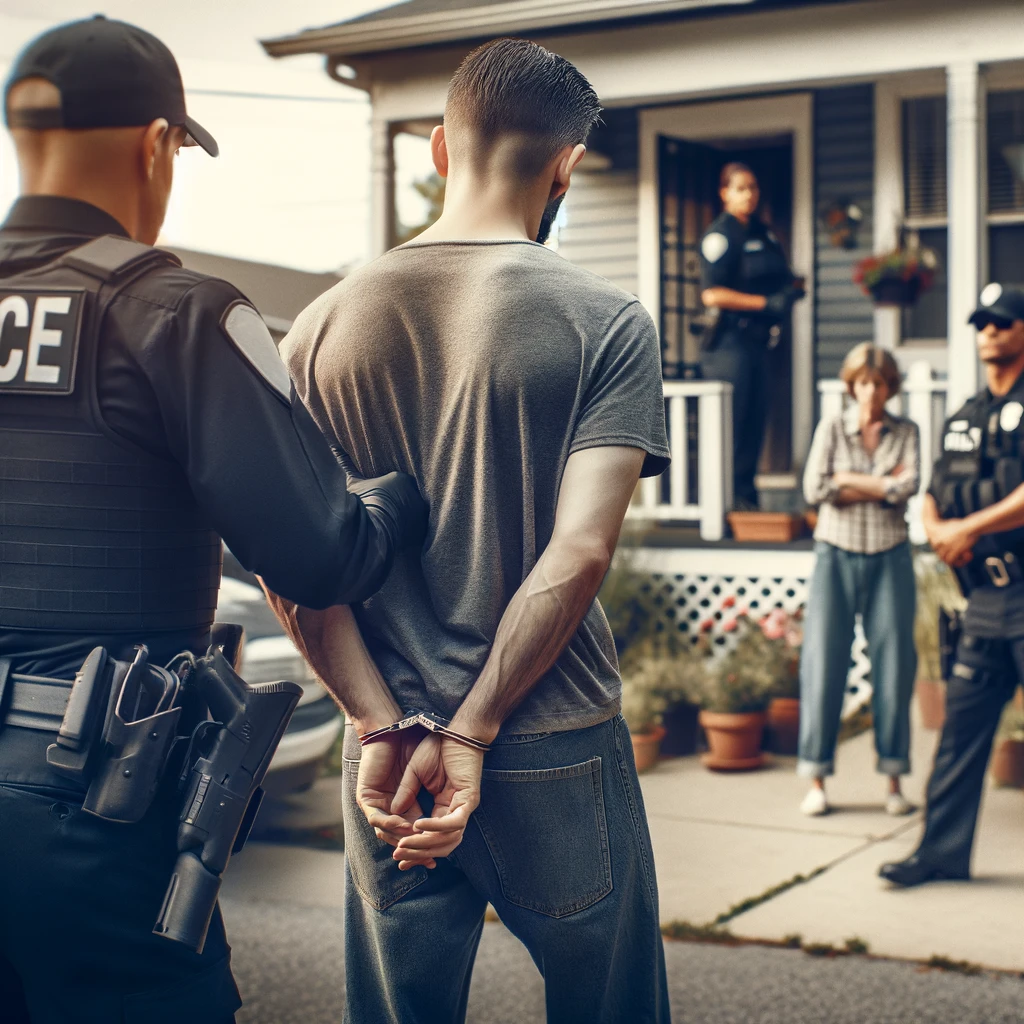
[880,283,1024,887]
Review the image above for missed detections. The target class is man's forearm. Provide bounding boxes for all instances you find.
[261,586,401,733]
[964,482,1024,540]
[450,540,609,743]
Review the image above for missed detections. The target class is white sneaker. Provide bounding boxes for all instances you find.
[885,793,914,816]
[800,787,829,816]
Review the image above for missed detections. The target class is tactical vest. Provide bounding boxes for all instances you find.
[933,394,1024,552]
[0,235,222,635]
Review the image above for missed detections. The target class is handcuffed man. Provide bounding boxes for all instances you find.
[273,37,673,1024]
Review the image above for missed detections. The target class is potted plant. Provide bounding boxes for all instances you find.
[853,245,938,307]
[620,665,667,773]
[726,510,806,544]
[913,554,967,731]
[600,545,700,757]
[690,614,774,770]
[761,607,803,755]
[991,705,1024,788]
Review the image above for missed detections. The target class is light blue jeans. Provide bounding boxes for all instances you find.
[340,714,671,1024]
[798,540,917,778]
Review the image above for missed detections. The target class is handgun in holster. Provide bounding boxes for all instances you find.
[153,635,302,954]
[939,607,962,682]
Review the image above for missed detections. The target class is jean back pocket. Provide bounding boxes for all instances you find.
[474,756,611,918]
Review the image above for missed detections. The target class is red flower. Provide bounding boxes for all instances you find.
[722,596,736,609]
[722,618,738,633]
[701,619,715,632]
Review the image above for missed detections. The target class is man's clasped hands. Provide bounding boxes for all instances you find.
[355,730,485,871]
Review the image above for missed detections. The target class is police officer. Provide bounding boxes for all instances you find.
[0,17,425,1022]
[880,282,1024,888]
[699,161,805,510]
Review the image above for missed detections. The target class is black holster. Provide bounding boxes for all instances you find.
[939,608,963,682]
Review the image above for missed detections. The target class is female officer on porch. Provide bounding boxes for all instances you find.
[699,162,805,510]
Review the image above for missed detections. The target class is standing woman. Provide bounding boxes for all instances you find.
[799,344,920,816]
[699,162,805,510]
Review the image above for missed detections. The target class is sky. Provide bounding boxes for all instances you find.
[0,0,434,272]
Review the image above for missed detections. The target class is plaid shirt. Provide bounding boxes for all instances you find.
[803,406,920,554]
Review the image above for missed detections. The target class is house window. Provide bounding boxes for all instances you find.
[987,89,1024,285]
[901,96,948,342]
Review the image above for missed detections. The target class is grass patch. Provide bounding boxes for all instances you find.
[803,942,838,957]
[661,921,738,945]
[925,955,983,976]
[782,933,803,949]
[713,867,827,926]
[844,936,870,955]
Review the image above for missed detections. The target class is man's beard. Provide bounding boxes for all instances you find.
[536,194,565,245]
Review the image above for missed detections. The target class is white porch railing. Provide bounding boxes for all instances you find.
[627,380,733,541]
[818,359,947,545]
[628,361,947,545]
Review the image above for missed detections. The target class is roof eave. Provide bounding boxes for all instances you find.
[261,0,757,59]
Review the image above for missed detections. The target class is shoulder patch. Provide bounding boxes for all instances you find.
[701,232,729,263]
[0,287,85,395]
[980,282,1003,307]
[220,301,291,403]
[1000,401,1023,432]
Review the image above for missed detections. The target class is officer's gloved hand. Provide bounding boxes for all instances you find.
[764,284,806,319]
[349,470,429,553]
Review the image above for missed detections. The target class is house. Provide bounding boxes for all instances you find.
[262,0,1024,709]
[166,246,345,342]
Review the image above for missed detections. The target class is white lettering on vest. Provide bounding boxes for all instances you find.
[944,427,982,452]
[25,295,70,385]
[0,294,29,383]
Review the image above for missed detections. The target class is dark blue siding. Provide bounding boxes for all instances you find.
[814,85,876,383]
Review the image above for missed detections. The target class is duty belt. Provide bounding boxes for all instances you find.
[0,661,75,734]
[960,551,1024,591]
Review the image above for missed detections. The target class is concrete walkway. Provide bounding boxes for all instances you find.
[643,706,1024,972]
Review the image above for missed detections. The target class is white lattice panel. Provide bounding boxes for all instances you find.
[645,570,872,720]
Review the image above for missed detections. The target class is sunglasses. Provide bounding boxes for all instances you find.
[974,315,1014,332]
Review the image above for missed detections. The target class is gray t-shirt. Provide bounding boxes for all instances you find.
[282,239,670,733]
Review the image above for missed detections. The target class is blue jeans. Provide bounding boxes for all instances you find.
[798,541,917,778]
[340,715,671,1024]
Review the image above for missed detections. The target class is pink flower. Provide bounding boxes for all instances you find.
[722,596,736,609]
[700,619,715,632]
[722,618,738,633]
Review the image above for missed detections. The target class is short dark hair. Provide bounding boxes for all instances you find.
[720,161,756,190]
[445,38,601,178]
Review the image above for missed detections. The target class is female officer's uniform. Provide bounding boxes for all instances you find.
[699,211,799,509]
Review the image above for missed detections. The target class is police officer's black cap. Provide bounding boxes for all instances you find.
[4,15,218,157]
[968,283,1024,328]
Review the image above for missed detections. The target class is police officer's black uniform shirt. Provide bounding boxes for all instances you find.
[0,196,392,676]
[930,370,1024,637]
[699,212,792,309]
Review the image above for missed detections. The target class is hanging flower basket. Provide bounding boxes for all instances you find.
[853,247,938,308]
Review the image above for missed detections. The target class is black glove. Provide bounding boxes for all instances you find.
[763,284,806,319]
[339,454,428,554]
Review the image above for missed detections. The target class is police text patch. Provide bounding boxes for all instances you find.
[0,288,84,395]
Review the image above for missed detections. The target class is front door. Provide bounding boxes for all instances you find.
[658,134,795,475]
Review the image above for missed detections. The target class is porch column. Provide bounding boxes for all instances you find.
[945,61,983,409]
[370,117,396,259]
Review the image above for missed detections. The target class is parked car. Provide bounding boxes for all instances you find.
[215,573,343,797]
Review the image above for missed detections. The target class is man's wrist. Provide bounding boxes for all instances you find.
[351,704,404,737]
[449,710,501,745]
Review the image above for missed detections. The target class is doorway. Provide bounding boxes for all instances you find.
[639,94,814,478]
[658,134,794,474]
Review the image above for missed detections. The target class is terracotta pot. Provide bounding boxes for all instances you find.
[727,512,805,543]
[660,701,700,757]
[766,697,800,755]
[699,709,767,770]
[991,738,1024,788]
[631,725,666,773]
[915,679,946,731]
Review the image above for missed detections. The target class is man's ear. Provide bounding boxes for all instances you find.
[550,143,587,200]
[430,124,449,178]
[141,118,171,180]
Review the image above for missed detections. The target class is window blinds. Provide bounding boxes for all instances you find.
[988,90,1024,215]
[902,96,947,220]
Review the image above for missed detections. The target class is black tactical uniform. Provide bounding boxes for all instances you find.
[698,211,800,508]
[0,18,425,1024]
[881,283,1024,887]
